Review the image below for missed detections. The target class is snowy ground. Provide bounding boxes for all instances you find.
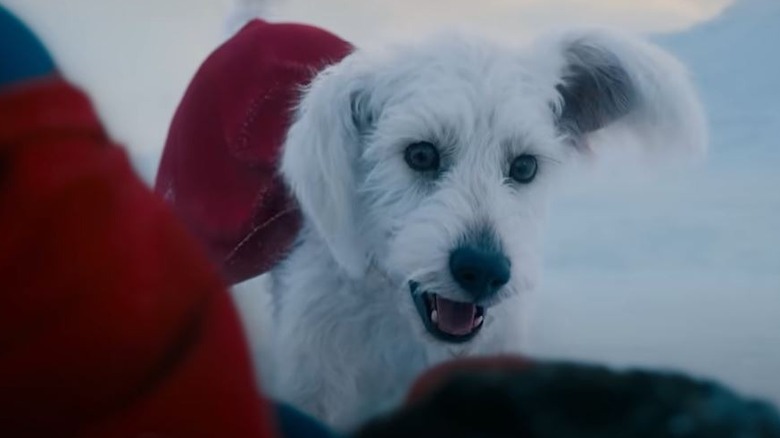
[5,0,778,406]
[527,0,780,404]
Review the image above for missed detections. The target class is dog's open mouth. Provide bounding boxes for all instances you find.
[410,282,485,343]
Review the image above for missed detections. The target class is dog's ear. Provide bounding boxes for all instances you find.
[280,56,375,278]
[545,29,707,159]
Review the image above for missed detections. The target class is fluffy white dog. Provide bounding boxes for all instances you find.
[252,28,706,430]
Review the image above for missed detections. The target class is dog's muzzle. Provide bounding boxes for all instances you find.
[409,241,511,343]
[410,282,485,343]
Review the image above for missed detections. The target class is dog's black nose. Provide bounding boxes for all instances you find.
[449,246,511,301]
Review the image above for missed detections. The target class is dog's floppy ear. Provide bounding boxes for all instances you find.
[280,56,374,278]
[546,29,707,158]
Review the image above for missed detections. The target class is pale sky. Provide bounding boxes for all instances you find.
[3,0,732,179]
[265,0,732,43]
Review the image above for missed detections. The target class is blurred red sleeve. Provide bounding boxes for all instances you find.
[0,78,274,437]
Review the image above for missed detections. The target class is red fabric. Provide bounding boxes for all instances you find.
[0,77,274,437]
[156,20,353,284]
[405,356,534,405]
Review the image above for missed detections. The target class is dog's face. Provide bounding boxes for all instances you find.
[281,30,706,345]
[356,44,563,343]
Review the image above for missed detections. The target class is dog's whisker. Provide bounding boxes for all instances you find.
[535,153,563,165]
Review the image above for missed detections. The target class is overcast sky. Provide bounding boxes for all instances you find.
[4,0,732,179]
[263,0,732,42]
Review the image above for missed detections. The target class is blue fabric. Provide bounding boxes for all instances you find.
[0,5,55,87]
[274,402,343,438]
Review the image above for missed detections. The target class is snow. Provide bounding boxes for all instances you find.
[4,0,778,407]
[526,0,780,405]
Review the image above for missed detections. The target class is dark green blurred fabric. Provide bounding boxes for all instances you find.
[275,402,343,438]
[0,5,55,88]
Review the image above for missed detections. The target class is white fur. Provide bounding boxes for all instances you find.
[255,29,706,430]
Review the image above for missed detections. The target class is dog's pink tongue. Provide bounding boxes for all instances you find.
[435,296,477,336]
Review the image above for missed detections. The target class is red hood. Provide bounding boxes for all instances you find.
[156,19,353,284]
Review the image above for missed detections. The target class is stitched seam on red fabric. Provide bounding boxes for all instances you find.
[223,206,296,267]
[233,88,272,160]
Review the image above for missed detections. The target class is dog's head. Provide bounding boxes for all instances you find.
[281,29,706,344]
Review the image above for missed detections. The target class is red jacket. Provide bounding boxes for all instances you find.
[0,19,351,436]
[0,77,274,437]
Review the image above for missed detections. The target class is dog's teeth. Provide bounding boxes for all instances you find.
[431,310,438,324]
[474,316,484,327]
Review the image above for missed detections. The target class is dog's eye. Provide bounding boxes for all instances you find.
[509,155,538,184]
[404,142,440,172]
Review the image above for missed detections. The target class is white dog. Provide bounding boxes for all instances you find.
[249,28,706,430]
